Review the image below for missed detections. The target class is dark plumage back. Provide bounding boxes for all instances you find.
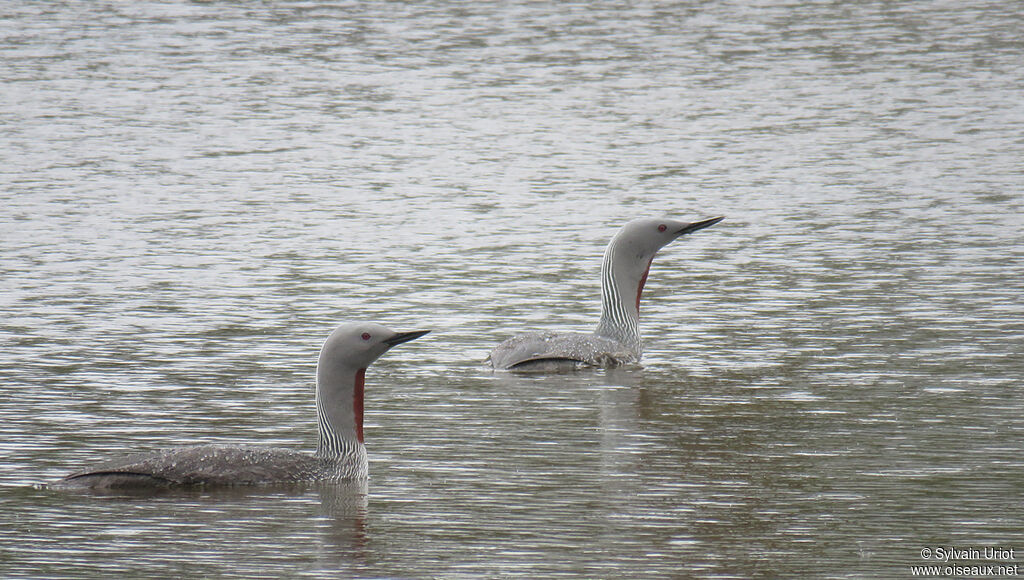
[487,331,636,370]
[52,445,349,490]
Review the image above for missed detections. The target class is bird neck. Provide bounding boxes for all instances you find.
[594,241,646,355]
[315,364,366,460]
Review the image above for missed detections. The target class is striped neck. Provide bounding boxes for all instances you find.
[315,366,365,461]
[594,242,644,355]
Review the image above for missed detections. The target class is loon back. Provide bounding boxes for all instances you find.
[486,331,637,371]
[52,445,358,489]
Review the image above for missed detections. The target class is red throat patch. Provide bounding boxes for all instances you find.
[354,368,366,443]
[636,259,652,312]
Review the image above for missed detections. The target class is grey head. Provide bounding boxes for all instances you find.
[318,322,429,378]
[489,216,723,371]
[52,322,429,491]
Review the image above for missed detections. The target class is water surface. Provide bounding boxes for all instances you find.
[2,1,1023,577]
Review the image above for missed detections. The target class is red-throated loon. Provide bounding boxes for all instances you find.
[487,217,723,371]
[53,322,428,489]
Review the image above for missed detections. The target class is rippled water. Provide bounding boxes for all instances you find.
[3,1,1023,577]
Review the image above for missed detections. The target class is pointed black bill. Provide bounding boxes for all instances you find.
[676,216,724,236]
[383,329,430,347]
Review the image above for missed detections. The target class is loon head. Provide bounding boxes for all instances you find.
[318,323,430,373]
[611,216,725,263]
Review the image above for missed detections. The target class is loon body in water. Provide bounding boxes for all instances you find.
[53,322,428,490]
[487,216,723,371]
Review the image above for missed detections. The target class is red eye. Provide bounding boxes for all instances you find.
[657,224,667,232]
[361,333,371,341]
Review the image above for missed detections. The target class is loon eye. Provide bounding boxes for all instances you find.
[657,224,667,232]
[361,333,371,341]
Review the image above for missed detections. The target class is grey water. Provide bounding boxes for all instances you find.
[2,1,1023,577]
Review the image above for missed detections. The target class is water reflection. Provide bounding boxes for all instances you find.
[18,482,370,577]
